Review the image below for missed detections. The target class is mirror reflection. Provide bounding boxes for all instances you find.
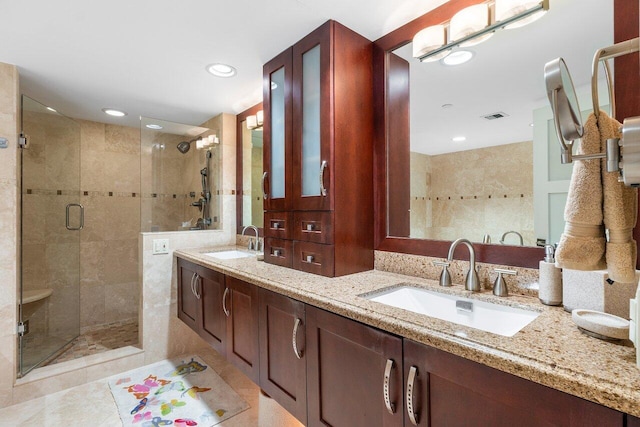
[387,0,612,247]
[241,119,264,228]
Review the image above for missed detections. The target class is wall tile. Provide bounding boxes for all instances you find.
[80,284,105,328]
[105,124,140,155]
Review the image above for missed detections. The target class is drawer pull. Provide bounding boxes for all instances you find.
[407,366,419,425]
[383,359,396,414]
[262,171,268,200]
[320,160,328,197]
[222,287,230,317]
[292,318,303,359]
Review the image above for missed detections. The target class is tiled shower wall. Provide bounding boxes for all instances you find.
[21,113,140,332]
[141,123,222,232]
[410,141,534,245]
[78,120,140,329]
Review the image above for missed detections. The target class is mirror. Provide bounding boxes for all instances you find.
[382,0,613,249]
[236,103,264,233]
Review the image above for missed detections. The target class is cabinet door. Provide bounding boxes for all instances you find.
[306,306,403,427]
[263,47,293,212]
[258,288,307,424]
[177,258,199,331]
[403,339,623,427]
[629,415,640,427]
[292,21,332,211]
[225,276,259,383]
[197,266,226,354]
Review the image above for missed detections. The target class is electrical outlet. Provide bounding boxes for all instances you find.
[152,238,169,255]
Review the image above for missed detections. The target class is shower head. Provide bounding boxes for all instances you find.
[177,140,191,154]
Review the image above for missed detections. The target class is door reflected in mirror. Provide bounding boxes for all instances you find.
[241,120,264,228]
[386,0,613,247]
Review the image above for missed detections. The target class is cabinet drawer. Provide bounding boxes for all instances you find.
[293,211,333,244]
[264,212,293,239]
[293,241,334,277]
[265,238,293,268]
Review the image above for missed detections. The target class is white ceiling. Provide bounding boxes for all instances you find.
[0,0,449,128]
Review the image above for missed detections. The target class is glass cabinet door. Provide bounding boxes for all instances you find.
[292,24,332,211]
[263,48,292,212]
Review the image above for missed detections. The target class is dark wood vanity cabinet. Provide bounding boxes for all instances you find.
[258,288,307,424]
[306,305,404,427]
[629,415,640,427]
[263,20,374,277]
[225,276,260,383]
[177,258,226,353]
[177,258,259,382]
[403,339,623,427]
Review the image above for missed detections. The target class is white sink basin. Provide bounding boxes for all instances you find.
[203,250,254,260]
[364,285,539,337]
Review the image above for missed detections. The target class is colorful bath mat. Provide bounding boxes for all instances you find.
[108,356,249,426]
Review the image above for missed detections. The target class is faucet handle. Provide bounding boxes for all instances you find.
[492,268,517,297]
[432,260,450,267]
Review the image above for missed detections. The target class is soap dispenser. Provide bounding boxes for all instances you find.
[539,244,562,306]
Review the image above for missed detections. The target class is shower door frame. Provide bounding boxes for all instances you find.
[18,95,82,377]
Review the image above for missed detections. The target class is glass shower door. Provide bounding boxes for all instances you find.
[19,96,81,376]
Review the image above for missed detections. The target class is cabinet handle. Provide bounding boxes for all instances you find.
[407,366,419,426]
[319,160,328,197]
[262,171,268,200]
[194,274,201,299]
[292,318,303,359]
[190,272,196,296]
[383,359,396,414]
[222,287,230,317]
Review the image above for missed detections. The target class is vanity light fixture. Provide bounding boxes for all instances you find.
[102,108,127,117]
[442,50,474,66]
[206,63,237,78]
[413,25,450,62]
[449,4,493,47]
[413,0,549,63]
[246,110,264,130]
[495,0,547,29]
[452,136,467,142]
[145,124,163,130]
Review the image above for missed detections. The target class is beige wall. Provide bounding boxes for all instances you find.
[0,62,20,406]
[410,141,534,245]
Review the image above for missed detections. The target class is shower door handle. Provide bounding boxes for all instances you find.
[65,203,84,230]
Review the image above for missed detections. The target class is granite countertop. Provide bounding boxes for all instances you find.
[175,246,640,417]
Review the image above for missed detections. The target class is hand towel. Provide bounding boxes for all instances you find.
[555,113,607,270]
[600,110,638,283]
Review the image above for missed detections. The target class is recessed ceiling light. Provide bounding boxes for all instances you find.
[102,108,127,117]
[46,107,57,112]
[442,50,474,66]
[206,63,237,78]
[529,123,534,127]
[452,136,466,142]
[146,124,163,130]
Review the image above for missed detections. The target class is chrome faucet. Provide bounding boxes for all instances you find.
[500,230,524,246]
[438,238,481,292]
[242,225,259,251]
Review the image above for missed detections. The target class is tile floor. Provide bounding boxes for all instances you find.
[48,321,139,365]
[1,346,304,427]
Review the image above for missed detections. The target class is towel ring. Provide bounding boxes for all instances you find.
[592,37,639,121]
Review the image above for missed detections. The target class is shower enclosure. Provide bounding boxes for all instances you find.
[141,117,221,232]
[19,96,81,376]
